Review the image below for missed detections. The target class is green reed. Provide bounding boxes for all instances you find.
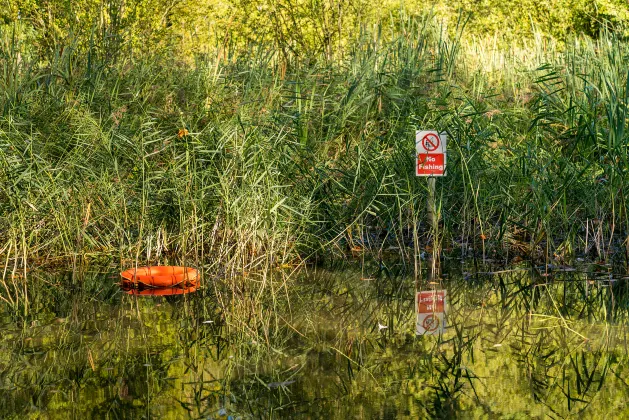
[1,15,629,308]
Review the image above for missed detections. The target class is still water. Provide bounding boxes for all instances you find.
[2,263,629,418]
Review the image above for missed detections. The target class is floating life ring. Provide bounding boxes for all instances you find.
[120,266,199,288]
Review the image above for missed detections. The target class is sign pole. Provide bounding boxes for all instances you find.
[427,176,437,232]
[427,176,438,279]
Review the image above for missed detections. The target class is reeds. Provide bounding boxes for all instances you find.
[1,15,629,305]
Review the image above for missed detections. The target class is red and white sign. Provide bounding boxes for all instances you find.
[417,153,446,176]
[416,290,447,335]
[417,131,446,154]
[421,132,440,152]
[416,131,447,177]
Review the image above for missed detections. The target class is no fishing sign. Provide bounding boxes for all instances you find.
[416,131,447,176]
[416,290,447,335]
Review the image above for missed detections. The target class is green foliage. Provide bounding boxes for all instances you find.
[1,1,629,273]
[440,0,629,39]
[5,0,629,63]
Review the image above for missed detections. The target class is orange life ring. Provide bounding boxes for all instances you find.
[120,266,199,288]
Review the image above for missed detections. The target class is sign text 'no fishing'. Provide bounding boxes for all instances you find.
[416,131,447,176]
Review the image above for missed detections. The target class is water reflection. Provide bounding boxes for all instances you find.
[120,280,199,295]
[1,264,629,418]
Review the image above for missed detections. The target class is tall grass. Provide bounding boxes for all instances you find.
[1,15,629,306]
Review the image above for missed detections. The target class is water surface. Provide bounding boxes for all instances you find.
[2,263,629,418]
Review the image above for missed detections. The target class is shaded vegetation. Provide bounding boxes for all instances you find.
[2,5,629,284]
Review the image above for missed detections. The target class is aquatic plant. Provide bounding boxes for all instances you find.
[1,10,629,310]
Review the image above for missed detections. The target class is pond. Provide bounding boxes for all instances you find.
[2,262,629,418]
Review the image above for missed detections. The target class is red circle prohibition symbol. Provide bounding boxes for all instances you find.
[422,133,440,152]
[422,314,439,331]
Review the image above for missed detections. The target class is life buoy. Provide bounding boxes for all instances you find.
[120,266,199,288]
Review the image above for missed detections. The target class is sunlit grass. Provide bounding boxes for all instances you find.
[1,17,628,310]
